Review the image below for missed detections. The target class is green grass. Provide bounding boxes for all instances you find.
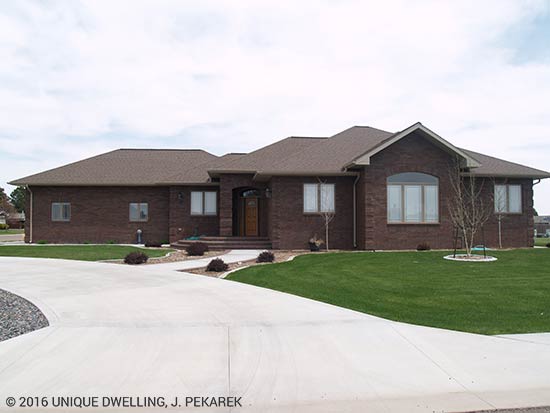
[0,229,24,235]
[0,245,171,261]
[228,249,550,335]
[535,237,550,247]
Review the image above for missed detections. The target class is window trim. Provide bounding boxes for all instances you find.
[129,202,149,222]
[387,174,439,224]
[190,191,218,216]
[51,202,71,222]
[494,184,522,215]
[303,183,336,214]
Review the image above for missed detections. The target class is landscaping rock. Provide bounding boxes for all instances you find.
[0,289,49,342]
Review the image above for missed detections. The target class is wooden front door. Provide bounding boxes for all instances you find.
[244,198,258,236]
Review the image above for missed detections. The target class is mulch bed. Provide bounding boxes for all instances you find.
[185,250,311,277]
[0,289,49,342]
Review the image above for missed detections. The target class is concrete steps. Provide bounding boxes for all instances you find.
[172,236,272,251]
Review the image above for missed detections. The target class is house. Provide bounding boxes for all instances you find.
[9,122,550,249]
[535,216,550,237]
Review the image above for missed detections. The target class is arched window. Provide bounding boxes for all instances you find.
[387,173,439,223]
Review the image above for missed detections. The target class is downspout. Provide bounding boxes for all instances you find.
[352,174,360,248]
[26,185,33,243]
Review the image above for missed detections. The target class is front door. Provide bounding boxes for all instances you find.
[244,198,258,236]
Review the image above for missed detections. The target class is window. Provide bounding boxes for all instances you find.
[387,173,439,223]
[191,191,217,215]
[303,183,335,213]
[51,203,71,222]
[494,184,522,214]
[129,203,148,222]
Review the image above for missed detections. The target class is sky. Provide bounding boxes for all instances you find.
[1,0,550,213]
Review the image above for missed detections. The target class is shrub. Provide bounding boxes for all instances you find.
[106,240,117,245]
[145,242,162,248]
[206,258,229,272]
[546,243,550,248]
[257,251,275,263]
[0,223,9,230]
[36,240,48,244]
[186,242,209,256]
[124,251,149,265]
[417,243,431,251]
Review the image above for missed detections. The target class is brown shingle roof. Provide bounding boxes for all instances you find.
[9,149,218,186]
[10,124,550,185]
[256,126,395,174]
[461,149,550,179]
[207,136,326,175]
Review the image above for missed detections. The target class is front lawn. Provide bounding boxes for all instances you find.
[228,249,550,335]
[0,229,24,235]
[0,245,171,261]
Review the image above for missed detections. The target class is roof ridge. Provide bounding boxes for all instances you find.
[118,148,208,152]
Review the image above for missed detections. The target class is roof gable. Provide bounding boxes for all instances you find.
[348,122,481,168]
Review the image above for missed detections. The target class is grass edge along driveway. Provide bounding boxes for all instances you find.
[0,245,171,261]
[228,249,550,335]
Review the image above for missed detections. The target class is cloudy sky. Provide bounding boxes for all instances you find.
[1,0,550,213]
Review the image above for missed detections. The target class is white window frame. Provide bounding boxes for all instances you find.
[303,183,335,213]
[129,203,149,222]
[190,191,217,216]
[494,184,522,214]
[387,174,439,224]
[51,202,71,222]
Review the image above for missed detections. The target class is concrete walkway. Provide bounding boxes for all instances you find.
[0,256,549,412]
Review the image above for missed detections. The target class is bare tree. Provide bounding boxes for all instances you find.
[317,178,336,251]
[493,180,506,249]
[448,158,493,256]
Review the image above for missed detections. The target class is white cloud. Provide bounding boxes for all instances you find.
[1,0,550,212]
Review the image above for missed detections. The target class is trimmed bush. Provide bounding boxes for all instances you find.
[257,251,275,263]
[206,258,229,272]
[0,223,9,230]
[185,242,209,256]
[417,243,431,251]
[124,251,149,265]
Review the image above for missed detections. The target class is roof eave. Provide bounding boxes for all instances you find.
[465,173,550,179]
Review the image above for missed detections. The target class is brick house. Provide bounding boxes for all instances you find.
[10,122,550,249]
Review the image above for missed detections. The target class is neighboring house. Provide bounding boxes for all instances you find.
[535,216,550,237]
[9,122,550,249]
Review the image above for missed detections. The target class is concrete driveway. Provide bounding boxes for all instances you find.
[0,256,550,412]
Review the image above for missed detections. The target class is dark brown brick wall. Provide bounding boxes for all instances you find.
[168,186,219,243]
[269,176,355,250]
[359,132,534,249]
[27,186,170,244]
